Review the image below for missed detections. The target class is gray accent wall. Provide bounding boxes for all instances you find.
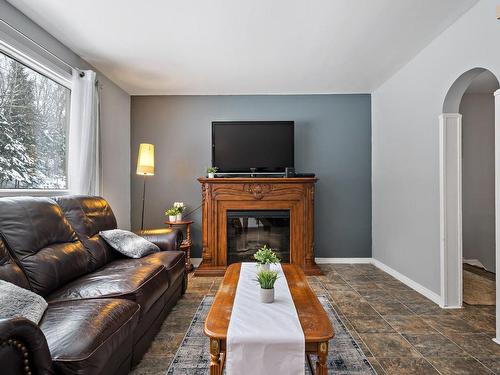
[131,94,371,258]
[461,94,496,272]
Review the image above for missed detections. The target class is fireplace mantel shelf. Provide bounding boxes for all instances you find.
[197,177,319,183]
[195,176,321,276]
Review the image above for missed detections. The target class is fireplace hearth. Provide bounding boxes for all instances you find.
[227,210,290,264]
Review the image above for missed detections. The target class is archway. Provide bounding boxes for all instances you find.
[440,68,500,341]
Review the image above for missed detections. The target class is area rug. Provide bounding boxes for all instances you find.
[463,269,496,305]
[166,295,376,374]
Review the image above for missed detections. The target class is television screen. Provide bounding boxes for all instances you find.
[212,121,294,173]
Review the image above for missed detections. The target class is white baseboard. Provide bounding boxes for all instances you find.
[194,256,445,307]
[191,258,202,268]
[463,258,486,269]
[371,259,443,306]
[315,257,372,264]
[193,257,372,266]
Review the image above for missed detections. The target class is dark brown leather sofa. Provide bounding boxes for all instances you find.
[0,196,186,375]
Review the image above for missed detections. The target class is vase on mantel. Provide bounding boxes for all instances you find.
[168,215,176,222]
[176,213,182,222]
[260,288,274,303]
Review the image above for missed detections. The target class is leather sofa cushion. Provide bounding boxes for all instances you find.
[48,263,169,315]
[0,197,89,296]
[55,196,118,271]
[110,250,185,286]
[0,238,30,289]
[40,299,139,375]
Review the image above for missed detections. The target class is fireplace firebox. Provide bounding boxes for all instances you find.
[227,210,290,264]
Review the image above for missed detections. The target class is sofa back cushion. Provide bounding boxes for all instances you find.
[0,197,90,296]
[0,237,30,289]
[54,196,118,270]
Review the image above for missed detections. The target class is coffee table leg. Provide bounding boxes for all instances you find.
[209,338,222,375]
[316,341,329,375]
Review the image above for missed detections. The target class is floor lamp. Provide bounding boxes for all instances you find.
[136,143,155,230]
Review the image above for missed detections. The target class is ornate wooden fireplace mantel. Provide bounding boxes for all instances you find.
[195,177,322,276]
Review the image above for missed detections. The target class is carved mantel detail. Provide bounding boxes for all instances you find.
[243,183,273,200]
[196,177,321,276]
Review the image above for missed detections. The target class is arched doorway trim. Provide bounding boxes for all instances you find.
[440,68,500,344]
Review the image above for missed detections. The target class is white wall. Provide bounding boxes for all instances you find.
[0,0,131,228]
[461,93,495,272]
[372,0,500,294]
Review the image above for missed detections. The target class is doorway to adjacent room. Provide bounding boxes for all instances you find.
[440,68,500,313]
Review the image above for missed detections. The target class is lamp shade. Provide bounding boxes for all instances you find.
[136,143,155,175]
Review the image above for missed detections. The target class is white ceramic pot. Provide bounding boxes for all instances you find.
[259,263,271,272]
[208,172,215,178]
[168,215,176,222]
[176,213,183,222]
[260,288,274,303]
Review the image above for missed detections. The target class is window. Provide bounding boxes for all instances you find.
[0,50,70,190]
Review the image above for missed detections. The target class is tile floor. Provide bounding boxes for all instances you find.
[132,264,499,374]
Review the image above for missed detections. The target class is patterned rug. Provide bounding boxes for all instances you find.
[166,295,376,374]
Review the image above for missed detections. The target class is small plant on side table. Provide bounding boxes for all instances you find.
[254,245,280,271]
[257,270,278,303]
[165,207,179,222]
[173,202,185,221]
[207,166,218,178]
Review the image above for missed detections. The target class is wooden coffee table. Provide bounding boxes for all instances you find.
[204,263,334,375]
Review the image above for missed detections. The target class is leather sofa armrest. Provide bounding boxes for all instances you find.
[134,228,183,252]
[0,317,54,375]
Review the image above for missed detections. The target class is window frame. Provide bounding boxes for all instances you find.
[0,39,71,89]
[0,40,72,196]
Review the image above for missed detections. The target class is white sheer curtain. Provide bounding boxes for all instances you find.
[68,69,101,195]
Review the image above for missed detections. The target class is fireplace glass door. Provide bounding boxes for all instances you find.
[227,210,290,264]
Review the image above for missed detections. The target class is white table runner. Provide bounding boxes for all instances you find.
[226,263,305,375]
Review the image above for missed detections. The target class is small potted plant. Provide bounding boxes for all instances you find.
[207,166,218,178]
[173,202,185,221]
[165,207,178,222]
[254,245,280,271]
[257,270,278,303]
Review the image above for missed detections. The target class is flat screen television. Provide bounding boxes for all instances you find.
[212,121,294,173]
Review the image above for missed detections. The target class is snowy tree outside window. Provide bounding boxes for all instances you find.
[0,51,70,189]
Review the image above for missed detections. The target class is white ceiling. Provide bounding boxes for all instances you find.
[8,0,479,95]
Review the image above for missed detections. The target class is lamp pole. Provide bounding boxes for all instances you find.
[141,174,146,230]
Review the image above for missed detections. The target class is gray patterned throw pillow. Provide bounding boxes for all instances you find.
[0,280,48,324]
[100,229,160,258]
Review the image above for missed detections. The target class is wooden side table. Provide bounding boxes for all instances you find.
[165,220,194,272]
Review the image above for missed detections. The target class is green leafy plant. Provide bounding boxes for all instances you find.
[207,166,218,174]
[256,270,278,289]
[253,245,280,265]
[165,207,180,216]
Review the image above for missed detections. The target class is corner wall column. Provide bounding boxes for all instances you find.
[439,113,462,308]
[494,90,500,344]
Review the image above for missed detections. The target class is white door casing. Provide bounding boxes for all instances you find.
[439,113,463,308]
[495,89,500,343]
